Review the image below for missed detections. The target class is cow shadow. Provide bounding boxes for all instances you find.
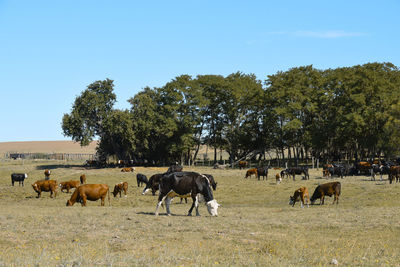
[136,211,189,217]
[36,164,83,170]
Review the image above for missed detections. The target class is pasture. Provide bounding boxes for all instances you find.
[1,160,400,266]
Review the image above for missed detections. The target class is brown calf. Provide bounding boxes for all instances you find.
[32,180,57,198]
[59,180,80,193]
[289,187,310,208]
[112,182,128,197]
[66,184,110,206]
[310,182,341,205]
[121,167,135,172]
[245,168,258,178]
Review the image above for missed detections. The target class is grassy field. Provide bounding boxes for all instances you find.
[0,159,400,266]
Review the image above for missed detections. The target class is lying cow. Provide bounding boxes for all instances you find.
[310,182,341,205]
[32,180,58,198]
[136,173,148,187]
[155,172,220,216]
[11,173,27,186]
[289,187,309,208]
[80,174,86,184]
[112,182,128,197]
[59,180,80,193]
[66,184,110,206]
[121,167,135,172]
[245,168,258,179]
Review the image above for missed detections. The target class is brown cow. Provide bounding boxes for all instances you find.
[276,173,282,184]
[80,174,86,184]
[238,161,248,169]
[310,182,341,205]
[32,180,57,198]
[389,166,400,184]
[289,187,310,208]
[44,169,51,180]
[59,180,80,193]
[112,182,128,197]
[245,168,258,178]
[121,167,135,172]
[66,184,110,206]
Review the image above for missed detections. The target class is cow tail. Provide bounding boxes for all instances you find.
[108,187,111,206]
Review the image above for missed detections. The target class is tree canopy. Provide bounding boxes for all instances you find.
[62,62,400,165]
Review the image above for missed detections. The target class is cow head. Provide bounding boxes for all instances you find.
[25,173,28,178]
[206,199,220,216]
[289,196,295,206]
[31,183,39,192]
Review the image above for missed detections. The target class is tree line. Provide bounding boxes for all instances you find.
[62,62,400,166]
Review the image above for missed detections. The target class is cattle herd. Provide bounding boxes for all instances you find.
[7,159,399,216]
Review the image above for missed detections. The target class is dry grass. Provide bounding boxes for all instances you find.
[1,159,400,266]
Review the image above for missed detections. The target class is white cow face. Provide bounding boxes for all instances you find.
[206,199,220,216]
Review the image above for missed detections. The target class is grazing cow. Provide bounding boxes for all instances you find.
[179,173,218,204]
[276,173,282,184]
[257,166,269,180]
[80,174,86,184]
[238,161,248,169]
[155,172,220,216]
[142,173,164,195]
[310,182,341,205]
[112,182,128,197]
[11,173,27,186]
[286,167,309,181]
[166,163,183,174]
[280,169,289,179]
[289,187,310,208]
[32,180,58,198]
[245,168,258,179]
[66,184,110,206]
[327,166,346,179]
[44,169,51,180]
[121,167,135,172]
[59,180,80,193]
[136,173,148,187]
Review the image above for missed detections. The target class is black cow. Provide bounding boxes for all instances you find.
[155,172,220,216]
[142,173,164,195]
[11,173,28,186]
[136,173,148,187]
[286,167,309,181]
[310,182,341,205]
[166,163,183,174]
[327,166,346,179]
[179,173,218,204]
[257,166,268,180]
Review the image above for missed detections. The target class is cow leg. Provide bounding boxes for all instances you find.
[155,195,167,216]
[300,196,304,208]
[165,197,172,216]
[188,196,196,216]
[101,195,105,206]
[194,195,200,216]
[81,195,87,206]
[12,180,14,186]
[321,195,325,205]
[37,191,41,198]
[292,174,295,181]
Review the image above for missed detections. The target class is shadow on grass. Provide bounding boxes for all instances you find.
[36,164,85,170]
[136,211,188,217]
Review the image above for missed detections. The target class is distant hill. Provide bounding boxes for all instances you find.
[0,141,98,154]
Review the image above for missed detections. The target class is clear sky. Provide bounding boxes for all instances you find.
[0,0,399,142]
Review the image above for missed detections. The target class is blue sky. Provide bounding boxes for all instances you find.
[1,0,399,142]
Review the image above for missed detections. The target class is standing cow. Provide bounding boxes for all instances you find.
[257,166,269,180]
[112,182,128,197]
[66,184,110,206]
[11,173,28,186]
[136,173,148,187]
[32,180,58,198]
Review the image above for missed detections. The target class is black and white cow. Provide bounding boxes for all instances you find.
[142,173,164,195]
[11,173,28,186]
[136,173,148,187]
[155,172,220,216]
